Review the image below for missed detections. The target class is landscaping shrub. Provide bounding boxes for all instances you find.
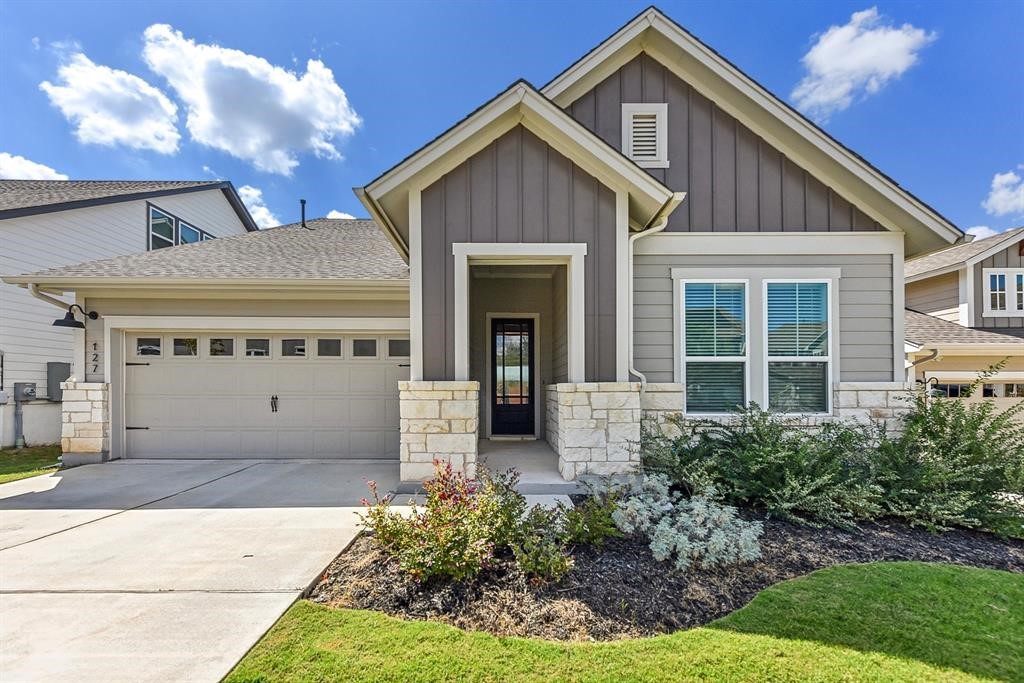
[512,506,574,582]
[643,406,881,529]
[477,468,528,548]
[561,480,623,548]
[875,373,1024,531]
[613,474,763,572]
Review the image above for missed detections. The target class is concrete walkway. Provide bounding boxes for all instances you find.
[0,459,398,683]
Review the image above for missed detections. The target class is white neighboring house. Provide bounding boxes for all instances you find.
[0,180,257,447]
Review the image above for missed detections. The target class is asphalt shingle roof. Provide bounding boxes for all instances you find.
[9,218,408,281]
[905,227,1024,279]
[0,180,220,213]
[905,309,1024,347]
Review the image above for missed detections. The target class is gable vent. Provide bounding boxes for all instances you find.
[622,103,668,168]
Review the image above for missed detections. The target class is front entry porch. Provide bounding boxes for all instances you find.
[477,439,579,493]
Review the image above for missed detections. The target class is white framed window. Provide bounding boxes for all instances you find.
[763,280,832,414]
[386,338,410,359]
[172,337,199,357]
[147,203,214,250]
[680,280,748,414]
[134,336,162,358]
[179,222,201,244]
[280,338,307,358]
[983,268,1024,316]
[244,338,271,358]
[315,338,343,358]
[208,337,235,358]
[352,338,378,359]
[621,103,668,168]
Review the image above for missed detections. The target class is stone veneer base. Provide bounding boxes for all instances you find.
[399,381,480,481]
[60,381,110,461]
[545,382,642,480]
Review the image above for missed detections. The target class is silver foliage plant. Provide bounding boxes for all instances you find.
[613,473,764,572]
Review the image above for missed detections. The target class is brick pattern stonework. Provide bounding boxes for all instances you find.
[545,382,641,479]
[641,382,913,438]
[399,381,480,481]
[60,381,110,465]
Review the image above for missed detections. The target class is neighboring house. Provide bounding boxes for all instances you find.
[904,226,1024,402]
[4,8,964,481]
[0,180,257,447]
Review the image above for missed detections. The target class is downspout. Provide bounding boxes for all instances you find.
[28,283,70,311]
[627,192,687,391]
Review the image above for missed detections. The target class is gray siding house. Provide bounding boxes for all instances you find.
[4,8,964,481]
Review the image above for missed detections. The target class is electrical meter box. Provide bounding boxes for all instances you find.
[13,383,37,402]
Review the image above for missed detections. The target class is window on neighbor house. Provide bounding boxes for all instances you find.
[990,273,1007,311]
[621,103,668,168]
[148,204,215,250]
[682,281,747,413]
[932,383,970,398]
[766,282,831,414]
[1017,273,1023,310]
[1006,383,1024,398]
[983,268,1024,314]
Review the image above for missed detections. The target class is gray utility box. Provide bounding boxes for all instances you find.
[13,382,37,402]
[47,362,71,401]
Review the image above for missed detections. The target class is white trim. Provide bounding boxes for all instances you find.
[637,231,903,255]
[621,102,669,168]
[670,266,842,281]
[964,230,1024,268]
[541,8,961,247]
[925,370,1024,382]
[484,312,542,439]
[966,262,976,327]
[409,188,424,380]
[676,278,750,415]
[981,268,1024,317]
[101,316,410,332]
[452,243,587,382]
[73,292,87,382]
[892,252,905,381]
[615,189,630,380]
[762,279,834,415]
[957,268,970,327]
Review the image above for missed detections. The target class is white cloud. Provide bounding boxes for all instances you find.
[39,52,180,153]
[237,184,279,228]
[966,225,998,240]
[142,24,361,175]
[326,210,355,219]
[0,152,69,180]
[981,166,1024,217]
[792,7,936,122]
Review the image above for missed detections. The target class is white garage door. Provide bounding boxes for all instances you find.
[124,332,409,459]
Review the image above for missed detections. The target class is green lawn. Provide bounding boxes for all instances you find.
[0,445,61,484]
[226,562,1023,683]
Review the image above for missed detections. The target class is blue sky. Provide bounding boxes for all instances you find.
[1,0,1022,235]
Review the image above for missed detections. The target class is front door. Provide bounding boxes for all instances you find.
[491,318,534,435]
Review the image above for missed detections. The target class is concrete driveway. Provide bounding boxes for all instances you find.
[0,459,397,683]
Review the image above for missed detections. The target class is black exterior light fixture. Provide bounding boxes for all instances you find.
[53,304,98,330]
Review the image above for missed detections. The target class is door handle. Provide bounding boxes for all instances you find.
[270,395,278,412]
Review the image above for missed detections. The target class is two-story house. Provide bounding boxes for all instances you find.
[905,227,1024,403]
[0,180,257,446]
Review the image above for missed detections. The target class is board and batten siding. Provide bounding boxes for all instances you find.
[82,297,409,383]
[633,253,895,383]
[0,189,249,396]
[420,124,618,382]
[906,272,960,322]
[566,53,885,234]
[973,240,1024,331]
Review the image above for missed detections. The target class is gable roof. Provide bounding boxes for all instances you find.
[905,309,1024,347]
[2,218,407,291]
[356,79,682,261]
[541,6,963,256]
[0,179,259,232]
[905,227,1024,281]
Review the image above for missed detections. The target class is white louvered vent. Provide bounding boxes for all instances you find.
[622,103,668,168]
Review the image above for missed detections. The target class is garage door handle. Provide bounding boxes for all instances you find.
[126,426,149,430]
[126,362,150,367]
[271,395,278,413]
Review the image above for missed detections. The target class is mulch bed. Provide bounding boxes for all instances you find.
[310,516,1024,642]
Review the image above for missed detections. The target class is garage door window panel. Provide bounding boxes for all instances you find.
[281,338,307,358]
[387,338,410,359]
[316,338,343,358]
[209,337,235,357]
[352,338,378,358]
[173,337,198,357]
[135,336,162,357]
[245,338,271,358]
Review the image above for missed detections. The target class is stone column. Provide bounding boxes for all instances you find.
[545,382,641,479]
[399,381,480,481]
[60,381,109,466]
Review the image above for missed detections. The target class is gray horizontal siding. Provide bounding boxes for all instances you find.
[906,272,959,321]
[634,253,894,383]
[421,125,617,381]
[974,241,1024,330]
[567,52,885,234]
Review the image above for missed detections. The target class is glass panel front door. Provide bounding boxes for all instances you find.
[491,318,534,435]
